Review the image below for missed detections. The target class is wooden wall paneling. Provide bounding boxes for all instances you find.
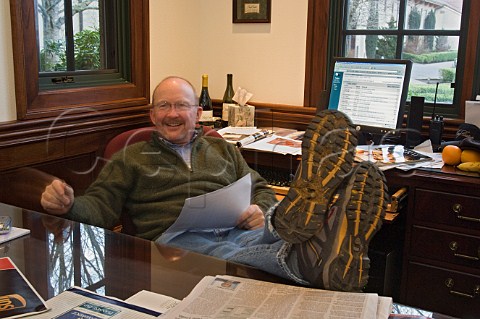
[212,100,317,130]
[459,0,480,118]
[304,0,330,107]
[0,107,152,168]
[0,111,152,212]
[0,152,99,212]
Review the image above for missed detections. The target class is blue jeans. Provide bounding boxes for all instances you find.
[156,207,308,285]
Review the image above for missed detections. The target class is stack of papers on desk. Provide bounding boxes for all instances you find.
[355,141,443,171]
[41,276,391,318]
[243,127,303,155]
[217,126,262,146]
[125,290,180,314]
[242,135,302,155]
[0,227,30,245]
[217,126,304,155]
[162,275,392,319]
[465,100,480,127]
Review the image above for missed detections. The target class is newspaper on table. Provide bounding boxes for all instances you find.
[163,275,392,319]
[26,287,162,318]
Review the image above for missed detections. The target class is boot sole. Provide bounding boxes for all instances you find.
[275,110,357,243]
[323,162,388,292]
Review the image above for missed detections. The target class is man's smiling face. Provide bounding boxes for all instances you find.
[150,77,203,145]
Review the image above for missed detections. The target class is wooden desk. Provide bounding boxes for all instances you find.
[240,148,480,318]
[384,167,480,319]
[0,202,460,318]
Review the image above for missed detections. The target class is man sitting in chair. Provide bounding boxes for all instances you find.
[41,76,388,292]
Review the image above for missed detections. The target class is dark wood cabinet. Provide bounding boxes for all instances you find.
[389,168,480,319]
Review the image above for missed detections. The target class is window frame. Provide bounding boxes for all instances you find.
[304,0,480,122]
[37,1,128,90]
[9,0,149,120]
[340,0,465,118]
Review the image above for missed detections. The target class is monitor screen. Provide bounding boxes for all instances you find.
[327,58,412,143]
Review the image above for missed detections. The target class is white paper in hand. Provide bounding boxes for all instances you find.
[165,173,251,235]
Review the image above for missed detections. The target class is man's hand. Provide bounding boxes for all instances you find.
[41,179,74,215]
[237,204,265,230]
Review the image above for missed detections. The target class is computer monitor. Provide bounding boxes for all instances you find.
[327,57,412,145]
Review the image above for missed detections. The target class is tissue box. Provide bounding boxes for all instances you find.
[228,104,255,127]
[222,103,236,121]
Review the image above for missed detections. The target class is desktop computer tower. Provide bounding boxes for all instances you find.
[364,213,405,301]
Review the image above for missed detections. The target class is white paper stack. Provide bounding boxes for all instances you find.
[465,100,480,127]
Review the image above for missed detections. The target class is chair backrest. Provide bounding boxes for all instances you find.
[104,127,156,160]
[104,126,222,159]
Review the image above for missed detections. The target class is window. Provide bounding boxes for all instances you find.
[304,0,480,121]
[9,0,149,120]
[37,0,129,91]
[340,0,463,117]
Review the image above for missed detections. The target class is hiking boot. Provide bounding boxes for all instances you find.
[293,161,388,292]
[274,109,358,243]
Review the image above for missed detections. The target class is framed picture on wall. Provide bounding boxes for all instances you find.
[233,0,271,23]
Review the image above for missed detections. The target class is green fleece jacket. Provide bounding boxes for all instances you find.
[67,129,277,240]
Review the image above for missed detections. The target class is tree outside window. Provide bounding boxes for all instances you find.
[343,0,463,112]
[35,0,128,92]
[38,0,101,72]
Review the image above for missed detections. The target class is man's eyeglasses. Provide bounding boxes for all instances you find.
[153,101,198,112]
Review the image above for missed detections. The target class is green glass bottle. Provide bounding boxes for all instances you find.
[222,74,235,127]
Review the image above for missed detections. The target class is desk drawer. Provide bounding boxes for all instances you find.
[410,226,480,269]
[405,262,480,319]
[414,189,480,230]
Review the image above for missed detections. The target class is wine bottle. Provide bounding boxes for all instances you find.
[222,74,235,127]
[199,74,213,122]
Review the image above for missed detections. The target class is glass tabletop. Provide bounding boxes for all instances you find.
[0,202,457,318]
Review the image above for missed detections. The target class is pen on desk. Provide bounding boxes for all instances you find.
[236,130,270,147]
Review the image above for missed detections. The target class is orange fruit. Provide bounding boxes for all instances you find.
[442,145,462,166]
[461,149,480,163]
